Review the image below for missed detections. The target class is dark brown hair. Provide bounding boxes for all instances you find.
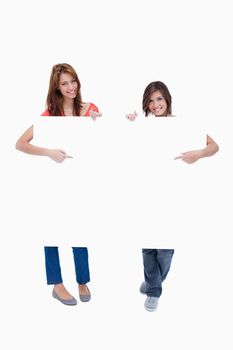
[46,63,82,116]
[142,81,172,116]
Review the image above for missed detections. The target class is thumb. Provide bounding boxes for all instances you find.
[58,149,66,155]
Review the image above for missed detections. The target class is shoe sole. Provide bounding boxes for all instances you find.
[53,297,77,306]
[144,306,157,312]
[52,291,77,306]
[79,296,91,302]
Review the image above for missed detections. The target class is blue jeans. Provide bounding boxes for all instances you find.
[142,249,174,297]
[44,247,90,285]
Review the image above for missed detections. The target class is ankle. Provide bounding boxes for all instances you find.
[54,283,65,292]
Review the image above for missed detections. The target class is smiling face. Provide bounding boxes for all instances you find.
[148,90,168,116]
[58,72,78,100]
[143,82,172,117]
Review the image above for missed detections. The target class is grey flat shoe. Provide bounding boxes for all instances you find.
[52,289,77,306]
[79,286,91,302]
[140,282,148,294]
[144,296,159,312]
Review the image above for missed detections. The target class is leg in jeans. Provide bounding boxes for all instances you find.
[142,249,174,297]
[44,246,63,285]
[72,247,90,284]
[44,246,77,304]
[157,249,174,283]
[73,247,91,301]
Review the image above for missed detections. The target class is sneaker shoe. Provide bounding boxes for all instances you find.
[144,296,159,312]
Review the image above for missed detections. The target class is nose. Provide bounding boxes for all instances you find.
[68,82,76,90]
[154,100,161,108]
[151,100,158,108]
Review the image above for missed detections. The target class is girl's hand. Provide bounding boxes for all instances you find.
[174,150,203,164]
[125,111,138,121]
[89,110,102,120]
[47,149,73,163]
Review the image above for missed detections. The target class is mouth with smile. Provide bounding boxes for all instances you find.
[153,107,164,114]
[67,90,76,97]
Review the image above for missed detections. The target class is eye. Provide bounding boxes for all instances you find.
[72,79,76,83]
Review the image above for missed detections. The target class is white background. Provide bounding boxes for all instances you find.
[1,0,232,349]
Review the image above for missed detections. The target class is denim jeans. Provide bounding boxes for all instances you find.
[44,246,90,285]
[142,249,174,297]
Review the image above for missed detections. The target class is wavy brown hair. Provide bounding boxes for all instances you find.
[142,81,172,116]
[46,63,82,116]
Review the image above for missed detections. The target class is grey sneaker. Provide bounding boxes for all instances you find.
[140,282,148,294]
[79,286,91,302]
[144,296,159,312]
[52,289,77,306]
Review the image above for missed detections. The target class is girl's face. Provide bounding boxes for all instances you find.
[148,90,168,116]
[58,72,78,100]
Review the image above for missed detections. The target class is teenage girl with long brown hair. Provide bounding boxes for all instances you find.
[16,63,101,305]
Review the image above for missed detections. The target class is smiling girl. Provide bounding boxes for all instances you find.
[16,63,101,305]
[126,81,219,311]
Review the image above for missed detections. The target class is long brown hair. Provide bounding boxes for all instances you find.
[142,81,172,116]
[46,63,82,116]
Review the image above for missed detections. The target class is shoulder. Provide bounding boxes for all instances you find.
[89,102,99,112]
[84,102,99,116]
[40,109,51,116]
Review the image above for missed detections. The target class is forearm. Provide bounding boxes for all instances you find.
[15,140,51,157]
[200,141,219,159]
